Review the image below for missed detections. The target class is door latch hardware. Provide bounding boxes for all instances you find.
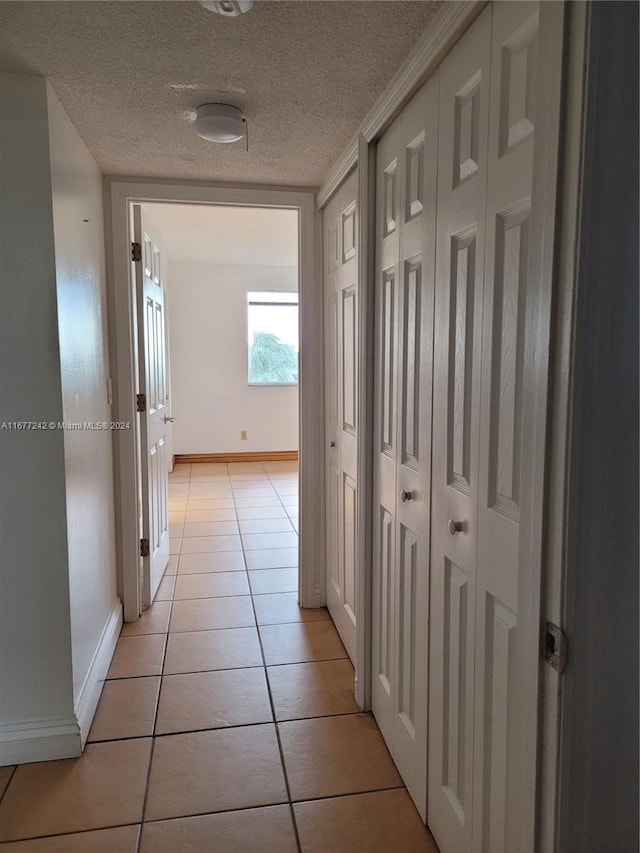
[401,490,413,502]
[131,241,142,262]
[140,538,150,558]
[448,519,463,535]
[136,393,146,413]
[544,622,567,673]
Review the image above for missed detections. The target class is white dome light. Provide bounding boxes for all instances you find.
[194,103,245,143]
[198,1,253,16]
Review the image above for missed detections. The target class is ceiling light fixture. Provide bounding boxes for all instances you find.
[198,1,253,16]
[194,103,246,143]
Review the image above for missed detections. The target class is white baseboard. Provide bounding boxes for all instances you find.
[74,598,123,745]
[0,716,81,765]
[0,600,122,766]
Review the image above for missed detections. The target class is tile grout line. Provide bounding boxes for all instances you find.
[135,467,187,853]
[0,821,144,846]
[129,785,407,831]
[0,766,17,808]
[125,619,333,637]
[266,465,304,853]
[107,653,348,681]
[242,465,303,853]
[140,462,301,850]
[87,703,364,745]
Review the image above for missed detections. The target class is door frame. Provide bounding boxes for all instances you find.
[555,3,639,851]
[106,180,318,622]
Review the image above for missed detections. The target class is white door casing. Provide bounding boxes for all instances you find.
[372,70,438,821]
[133,205,169,606]
[110,186,317,624]
[323,169,358,661]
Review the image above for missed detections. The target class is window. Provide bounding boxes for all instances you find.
[247,291,299,385]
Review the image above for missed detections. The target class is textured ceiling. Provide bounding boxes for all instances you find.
[0,0,441,187]
[142,203,298,266]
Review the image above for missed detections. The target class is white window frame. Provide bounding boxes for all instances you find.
[247,290,300,386]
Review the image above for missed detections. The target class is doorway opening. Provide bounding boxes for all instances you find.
[107,181,321,627]
[137,202,300,607]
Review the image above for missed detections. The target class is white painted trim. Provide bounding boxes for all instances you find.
[317,1,485,209]
[354,134,376,711]
[316,136,359,214]
[360,1,485,142]
[538,4,587,850]
[298,202,326,608]
[513,2,567,848]
[0,717,81,766]
[556,4,639,851]
[107,180,319,620]
[104,182,142,623]
[74,599,123,746]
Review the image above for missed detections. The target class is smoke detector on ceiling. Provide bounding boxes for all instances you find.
[194,103,246,143]
[198,1,253,16]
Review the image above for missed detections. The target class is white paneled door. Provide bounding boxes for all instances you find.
[367,3,561,850]
[429,3,552,852]
[427,9,491,851]
[372,72,438,821]
[473,4,543,850]
[133,205,170,606]
[323,169,359,662]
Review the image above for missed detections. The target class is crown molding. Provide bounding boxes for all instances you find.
[317,0,486,208]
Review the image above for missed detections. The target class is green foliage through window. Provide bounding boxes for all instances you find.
[248,331,299,384]
[247,291,299,385]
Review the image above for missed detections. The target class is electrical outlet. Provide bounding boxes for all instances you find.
[240,430,248,440]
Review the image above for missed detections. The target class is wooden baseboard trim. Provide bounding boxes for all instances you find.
[175,451,299,465]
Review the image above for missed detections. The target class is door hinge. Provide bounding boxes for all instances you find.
[544,621,568,673]
[136,393,146,413]
[140,538,150,558]
[131,241,142,262]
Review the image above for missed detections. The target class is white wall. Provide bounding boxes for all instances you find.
[47,87,119,720]
[0,74,120,764]
[167,261,299,454]
[0,74,77,760]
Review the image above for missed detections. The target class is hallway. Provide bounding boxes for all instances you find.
[0,462,438,852]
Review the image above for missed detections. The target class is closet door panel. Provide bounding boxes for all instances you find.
[373,71,437,822]
[428,8,491,853]
[372,124,401,746]
[338,190,358,658]
[473,3,540,851]
[392,74,438,820]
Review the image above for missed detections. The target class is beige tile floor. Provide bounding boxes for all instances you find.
[0,462,439,853]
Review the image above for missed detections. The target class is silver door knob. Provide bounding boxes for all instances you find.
[164,415,175,424]
[401,490,413,502]
[448,519,463,535]
[330,441,336,447]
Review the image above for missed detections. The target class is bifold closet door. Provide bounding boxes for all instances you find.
[372,72,438,820]
[429,3,546,852]
[473,4,542,849]
[428,8,491,852]
[323,169,358,662]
